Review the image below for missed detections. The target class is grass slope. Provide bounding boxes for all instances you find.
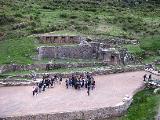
[0,0,160,64]
[119,89,160,120]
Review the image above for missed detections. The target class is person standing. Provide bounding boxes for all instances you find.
[42,84,46,91]
[59,76,63,84]
[148,74,152,81]
[33,86,38,96]
[87,85,90,96]
[143,74,147,81]
[92,80,95,90]
[65,79,69,89]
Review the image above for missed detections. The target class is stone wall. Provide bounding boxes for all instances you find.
[0,62,105,74]
[38,45,94,59]
[37,34,81,44]
[94,37,138,45]
[0,97,132,120]
[0,65,144,87]
[0,80,34,87]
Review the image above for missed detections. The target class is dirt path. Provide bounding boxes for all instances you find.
[0,71,158,117]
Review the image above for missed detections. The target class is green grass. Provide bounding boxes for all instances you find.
[0,0,160,64]
[156,65,160,70]
[140,35,160,52]
[0,36,36,64]
[119,89,160,120]
[122,45,144,57]
[143,56,160,64]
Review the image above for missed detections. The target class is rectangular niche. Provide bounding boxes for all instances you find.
[54,36,58,43]
[61,36,66,43]
[46,37,51,43]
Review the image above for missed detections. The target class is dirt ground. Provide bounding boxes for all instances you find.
[0,71,158,117]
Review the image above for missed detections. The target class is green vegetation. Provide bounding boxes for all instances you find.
[122,45,144,57]
[119,89,160,120]
[143,56,160,64]
[0,1,160,118]
[0,36,36,64]
[156,64,160,70]
[140,35,160,52]
[0,0,160,64]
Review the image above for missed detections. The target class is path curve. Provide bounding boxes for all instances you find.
[0,71,156,118]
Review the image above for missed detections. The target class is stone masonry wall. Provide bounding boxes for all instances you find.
[0,62,105,74]
[37,35,81,44]
[38,45,94,59]
[94,38,138,46]
[0,65,144,86]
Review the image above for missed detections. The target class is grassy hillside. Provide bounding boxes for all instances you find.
[0,0,160,64]
[119,89,160,120]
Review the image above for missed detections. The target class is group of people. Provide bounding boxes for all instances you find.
[32,73,95,96]
[65,73,95,96]
[32,74,62,96]
[143,74,152,81]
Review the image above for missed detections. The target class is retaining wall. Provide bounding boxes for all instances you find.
[0,62,105,74]
[38,45,94,59]
[94,38,138,45]
[0,65,144,87]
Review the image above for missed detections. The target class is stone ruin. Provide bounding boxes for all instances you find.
[37,34,82,44]
[37,34,136,65]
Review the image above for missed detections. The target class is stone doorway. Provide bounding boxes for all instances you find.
[111,55,115,64]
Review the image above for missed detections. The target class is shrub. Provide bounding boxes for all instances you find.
[0,14,16,25]
[14,13,23,18]
[59,13,68,18]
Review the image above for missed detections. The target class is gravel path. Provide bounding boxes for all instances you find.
[0,71,155,117]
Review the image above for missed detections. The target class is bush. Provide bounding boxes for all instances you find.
[42,5,52,10]
[0,14,16,25]
[59,13,68,18]
[14,13,23,18]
